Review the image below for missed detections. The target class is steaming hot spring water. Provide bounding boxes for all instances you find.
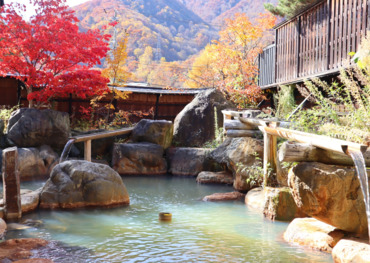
[5,176,332,263]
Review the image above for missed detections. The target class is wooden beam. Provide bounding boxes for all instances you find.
[224,120,256,130]
[225,130,261,138]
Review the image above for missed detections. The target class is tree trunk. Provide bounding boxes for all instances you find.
[279,141,370,166]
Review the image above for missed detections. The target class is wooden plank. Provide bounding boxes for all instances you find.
[224,120,256,130]
[84,140,92,162]
[338,0,343,68]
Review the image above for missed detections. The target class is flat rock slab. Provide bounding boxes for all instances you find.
[332,239,370,263]
[0,238,49,262]
[196,171,233,185]
[202,192,245,202]
[284,218,345,253]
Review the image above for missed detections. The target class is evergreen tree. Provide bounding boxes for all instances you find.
[264,0,321,19]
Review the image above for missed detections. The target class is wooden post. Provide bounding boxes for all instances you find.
[84,140,92,162]
[2,147,21,220]
[260,128,278,187]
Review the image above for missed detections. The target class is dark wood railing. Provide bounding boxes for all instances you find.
[259,0,370,89]
[258,44,276,87]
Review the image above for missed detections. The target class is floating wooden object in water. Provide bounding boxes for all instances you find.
[159,212,172,221]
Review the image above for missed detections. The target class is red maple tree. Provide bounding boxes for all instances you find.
[0,0,110,108]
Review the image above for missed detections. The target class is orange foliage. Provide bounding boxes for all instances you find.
[187,13,276,107]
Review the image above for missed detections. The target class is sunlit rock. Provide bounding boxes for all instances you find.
[209,137,264,192]
[288,162,369,235]
[40,160,129,209]
[131,119,173,149]
[284,218,345,252]
[202,192,245,202]
[332,239,370,263]
[263,187,306,221]
[196,171,234,185]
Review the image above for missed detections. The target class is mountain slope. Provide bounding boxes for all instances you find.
[73,0,218,62]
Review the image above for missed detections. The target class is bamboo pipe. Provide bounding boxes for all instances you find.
[259,126,368,155]
[71,127,134,143]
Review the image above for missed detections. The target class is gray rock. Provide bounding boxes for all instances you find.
[112,142,167,175]
[209,137,264,192]
[288,162,369,235]
[18,145,58,180]
[40,160,129,209]
[166,147,210,176]
[196,171,234,185]
[173,89,235,147]
[131,119,173,149]
[7,108,70,149]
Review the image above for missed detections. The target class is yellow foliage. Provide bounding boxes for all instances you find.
[103,36,131,86]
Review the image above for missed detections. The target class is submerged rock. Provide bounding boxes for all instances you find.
[196,171,234,185]
[112,142,167,175]
[202,192,245,202]
[7,108,70,149]
[0,238,49,262]
[288,162,369,235]
[284,218,345,253]
[332,239,370,263]
[173,89,235,147]
[0,218,6,239]
[167,148,210,176]
[131,119,173,149]
[40,160,129,209]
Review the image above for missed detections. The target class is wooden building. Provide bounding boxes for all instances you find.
[258,0,370,89]
[0,77,208,121]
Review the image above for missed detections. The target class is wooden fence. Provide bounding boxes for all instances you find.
[259,0,370,88]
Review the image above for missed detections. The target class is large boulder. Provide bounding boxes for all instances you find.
[209,137,264,192]
[39,160,129,209]
[18,145,58,180]
[284,218,345,252]
[332,239,370,263]
[166,147,210,176]
[131,119,173,149]
[288,162,369,235]
[263,187,306,221]
[112,143,167,175]
[173,89,235,147]
[7,108,70,149]
[196,171,234,185]
[245,187,265,211]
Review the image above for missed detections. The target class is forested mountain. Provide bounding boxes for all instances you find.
[74,0,217,64]
[177,0,278,23]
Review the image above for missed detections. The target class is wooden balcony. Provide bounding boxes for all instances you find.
[258,0,370,89]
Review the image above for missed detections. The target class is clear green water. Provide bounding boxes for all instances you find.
[8,176,332,263]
